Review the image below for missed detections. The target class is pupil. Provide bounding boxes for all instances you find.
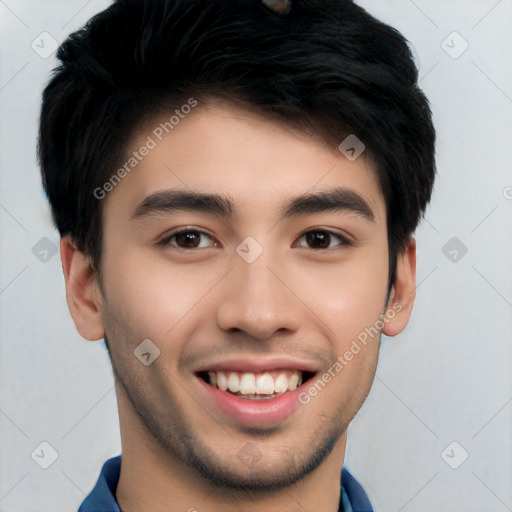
[307,231,330,249]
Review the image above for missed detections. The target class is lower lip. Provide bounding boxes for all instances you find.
[196,376,309,426]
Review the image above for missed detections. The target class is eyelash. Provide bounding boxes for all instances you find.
[157,227,353,251]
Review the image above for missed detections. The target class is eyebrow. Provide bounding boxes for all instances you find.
[131,187,375,224]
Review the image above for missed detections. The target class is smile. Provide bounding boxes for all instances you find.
[195,362,317,425]
[198,369,310,400]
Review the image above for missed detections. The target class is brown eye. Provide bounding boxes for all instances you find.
[295,229,351,250]
[175,230,202,248]
[306,230,331,249]
[158,229,217,249]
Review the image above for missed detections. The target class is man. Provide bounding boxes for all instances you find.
[38,0,435,510]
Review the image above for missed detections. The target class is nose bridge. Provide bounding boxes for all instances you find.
[216,247,300,339]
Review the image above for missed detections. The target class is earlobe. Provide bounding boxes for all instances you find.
[60,236,105,341]
[382,237,417,337]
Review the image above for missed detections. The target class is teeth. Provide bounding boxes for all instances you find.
[217,371,228,391]
[238,394,276,400]
[240,373,256,394]
[288,372,300,391]
[256,373,274,395]
[274,374,288,393]
[206,370,304,396]
[227,372,240,392]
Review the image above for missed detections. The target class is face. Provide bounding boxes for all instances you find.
[67,101,413,491]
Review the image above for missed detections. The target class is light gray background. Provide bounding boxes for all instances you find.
[1,1,511,511]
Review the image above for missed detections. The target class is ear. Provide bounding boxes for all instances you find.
[60,236,105,341]
[382,237,417,337]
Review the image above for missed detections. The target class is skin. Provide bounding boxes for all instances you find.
[61,101,416,512]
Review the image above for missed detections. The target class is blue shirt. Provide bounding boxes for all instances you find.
[78,455,373,512]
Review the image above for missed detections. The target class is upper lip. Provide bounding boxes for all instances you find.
[195,356,319,374]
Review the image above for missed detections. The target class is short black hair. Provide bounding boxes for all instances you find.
[38,0,436,285]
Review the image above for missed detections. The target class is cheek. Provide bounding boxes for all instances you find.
[293,245,389,345]
[100,245,224,347]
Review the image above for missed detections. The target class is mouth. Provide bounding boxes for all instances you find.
[194,358,319,425]
[196,369,316,400]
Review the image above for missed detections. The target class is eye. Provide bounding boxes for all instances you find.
[157,229,218,249]
[294,229,351,250]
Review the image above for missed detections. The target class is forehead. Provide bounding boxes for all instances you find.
[103,102,385,225]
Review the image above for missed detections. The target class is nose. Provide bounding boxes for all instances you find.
[216,254,301,340]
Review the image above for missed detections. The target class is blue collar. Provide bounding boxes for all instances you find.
[78,455,373,512]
